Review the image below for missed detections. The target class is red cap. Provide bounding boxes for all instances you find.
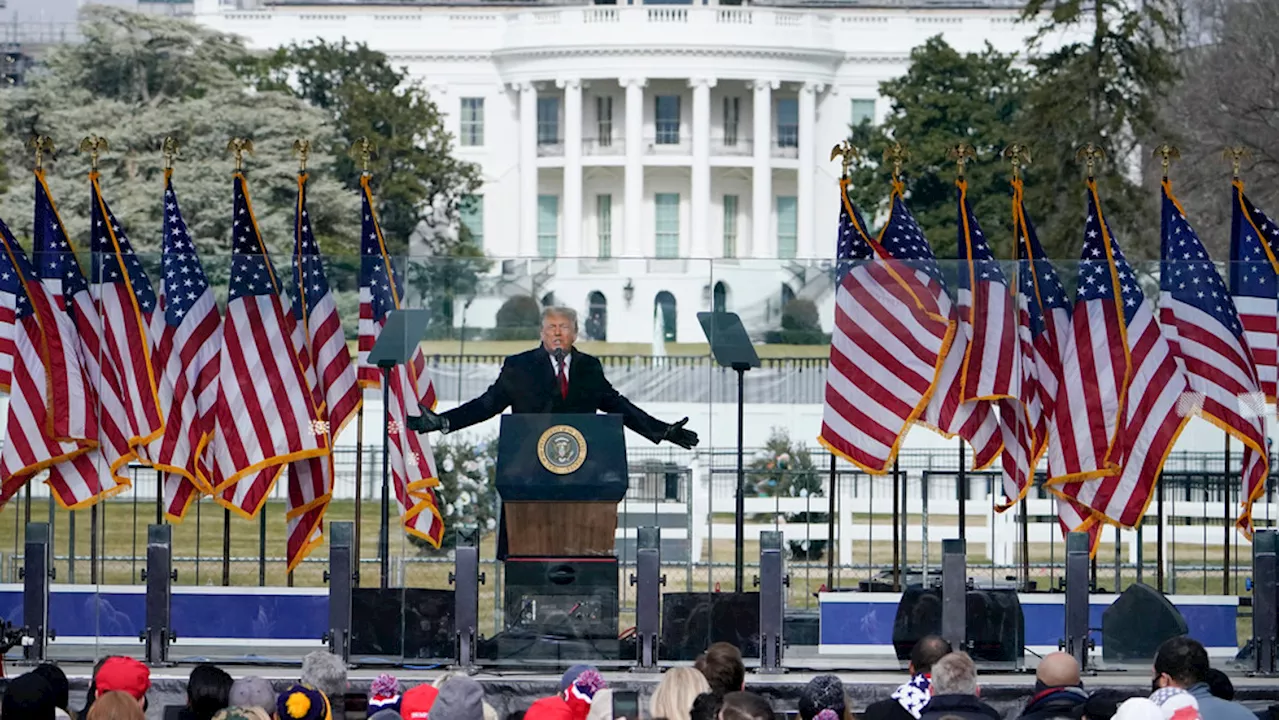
[399,684,439,720]
[95,657,151,700]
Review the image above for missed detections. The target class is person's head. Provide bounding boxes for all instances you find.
[695,642,746,697]
[930,652,979,696]
[798,675,848,720]
[95,656,151,708]
[691,693,725,720]
[189,663,235,720]
[1203,668,1233,700]
[87,691,146,720]
[909,635,953,676]
[1153,637,1209,691]
[1036,652,1083,689]
[718,692,773,720]
[369,711,404,720]
[1083,689,1134,720]
[560,665,596,693]
[541,307,579,354]
[3,671,57,720]
[430,675,486,720]
[1114,699,1166,720]
[213,709,274,720]
[300,650,347,699]
[370,672,403,714]
[229,677,277,717]
[31,662,71,711]
[277,684,332,720]
[652,667,713,720]
[399,684,439,720]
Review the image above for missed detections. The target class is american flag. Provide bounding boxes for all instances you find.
[145,173,221,521]
[877,185,1000,470]
[1052,183,1189,528]
[358,175,443,546]
[89,174,163,447]
[1228,180,1278,403]
[33,171,134,508]
[0,216,97,506]
[1011,179,1101,553]
[285,173,361,572]
[211,173,328,518]
[819,178,952,473]
[1158,182,1269,537]
[954,181,1026,507]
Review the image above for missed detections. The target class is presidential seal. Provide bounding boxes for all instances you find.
[537,424,587,475]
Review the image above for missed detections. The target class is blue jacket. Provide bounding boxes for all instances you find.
[1187,683,1258,720]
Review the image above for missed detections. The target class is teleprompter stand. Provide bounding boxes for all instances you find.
[365,309,432,590]
[698,311,760,593]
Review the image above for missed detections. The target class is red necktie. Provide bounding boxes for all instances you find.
[557,359,568,399]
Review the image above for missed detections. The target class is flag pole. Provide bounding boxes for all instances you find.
[79,134,109,587]
[350,138,375,589]
[825,143,858,593]
[1005,143,1034,590]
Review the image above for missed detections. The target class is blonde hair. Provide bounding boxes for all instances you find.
[652,667,712,720]
[87,691,145,720]
[213,709,274,720]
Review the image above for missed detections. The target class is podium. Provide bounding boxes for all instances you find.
[494,413,627,658]
[496,413,628,557]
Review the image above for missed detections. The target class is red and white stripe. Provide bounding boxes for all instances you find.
[1236,296,1277,401]
[212,295,328,517]
[921,332,1004,471]
[1047,297,1127,482]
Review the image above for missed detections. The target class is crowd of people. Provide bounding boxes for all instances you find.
[0,635,1269,720]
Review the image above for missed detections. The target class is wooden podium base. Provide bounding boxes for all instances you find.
[504,501,616,556]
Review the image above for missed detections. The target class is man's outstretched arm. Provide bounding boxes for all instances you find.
[407,365,513,434]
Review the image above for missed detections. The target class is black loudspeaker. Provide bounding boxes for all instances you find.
[892,585,1024,663]
[503,557,619,638]
[660,591,761,660]
[1102,583,1188,662]
[350,588,455,659]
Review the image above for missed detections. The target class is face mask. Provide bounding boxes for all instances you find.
[1151,674,1163,693]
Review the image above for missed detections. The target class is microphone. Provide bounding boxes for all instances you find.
[553,348,566,363]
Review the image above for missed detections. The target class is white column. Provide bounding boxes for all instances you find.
[560,78,584,259]
[689,77,715,259]
[622,77,647,258]
[797,82,820,260]
[751,79,777,259]
[518,82,538,257]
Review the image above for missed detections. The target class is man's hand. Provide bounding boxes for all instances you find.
[662,417,699,449]
[405,403,447,434]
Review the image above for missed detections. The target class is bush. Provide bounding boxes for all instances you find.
[765,298,829,345]
[747,428,829,561]
[490,295,541,340]
[407,435,499,554]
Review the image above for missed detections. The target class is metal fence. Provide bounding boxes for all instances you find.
[0,445,1272,637]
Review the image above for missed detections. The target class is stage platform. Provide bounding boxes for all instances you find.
[37,660,1280,720]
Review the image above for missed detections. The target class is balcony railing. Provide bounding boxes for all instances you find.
[772,141,799,159]
[537,140,564,157]
[712,138,753,156]
[645,135,691,154]
[584,137,624,156]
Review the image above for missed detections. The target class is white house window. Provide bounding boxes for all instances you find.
[655,95,681,145]
[655,193,680,258]
[597,194,612,259]
[537,96,560,145]
[538,194,559,257]
[596,96,613,147]
[777,195,797,259]
[460,97,484,146]
[851,98,876,126]
[459,194,483,249]
[722,96,739,146]
[722,195,739,258]
[775,98,798,148]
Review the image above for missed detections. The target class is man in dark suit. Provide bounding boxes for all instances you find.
[407,306,699,449]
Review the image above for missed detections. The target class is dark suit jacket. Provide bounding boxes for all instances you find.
[441,346,670,442]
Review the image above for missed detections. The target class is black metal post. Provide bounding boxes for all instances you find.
[1020,495,1030,589]
[1223,435,1231,593]
[22,522,51,662]
[325,521,354,663]
[734,364,746,593]
[452,526,482,670]
[67,510,76,584]
[353,408,364,588]
[90,504,99,585]
[892,457,900,591]
[222,508,231,586]
[379,365,393,590]
[957,438,967,538]
[142,524,175,666]
[259,510,267,586]
[1157,477,1165,591]
[1063,531,1091,671]
[155,470,163,525]
[826,455,837,590]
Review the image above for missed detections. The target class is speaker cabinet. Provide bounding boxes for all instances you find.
[659,591,762,660]
[503,557,619,639]
[892,585,1024,663]
[1102,583,1188,661]
[350,588,455,660]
